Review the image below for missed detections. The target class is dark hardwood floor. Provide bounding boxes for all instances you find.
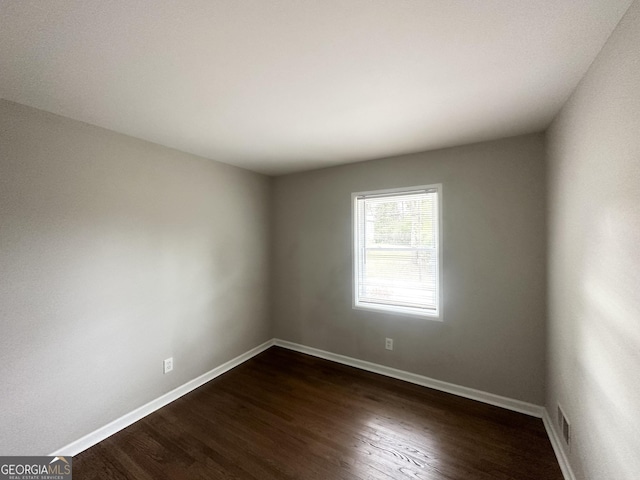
[73,347,563,479]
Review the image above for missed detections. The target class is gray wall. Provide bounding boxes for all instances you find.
[272,134,547,404]
[546,2,640,479]
[0,100,272,455]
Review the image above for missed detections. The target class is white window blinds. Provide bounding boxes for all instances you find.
[353,186,440,317]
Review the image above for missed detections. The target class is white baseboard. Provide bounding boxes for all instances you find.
[274,339,544,418]
[50,336,566,479]
[49,339,275,457]
[542,408,577,480]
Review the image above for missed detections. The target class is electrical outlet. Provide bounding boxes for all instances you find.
[385,338,393,350]
[163,357,174,374]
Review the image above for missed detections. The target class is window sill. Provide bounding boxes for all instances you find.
[353,303,443,321]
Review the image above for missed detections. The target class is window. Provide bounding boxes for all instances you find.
[352,184,442,319]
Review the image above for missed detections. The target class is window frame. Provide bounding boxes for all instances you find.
[351,184,443,320]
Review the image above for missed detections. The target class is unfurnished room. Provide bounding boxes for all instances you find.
[1,1,639,479]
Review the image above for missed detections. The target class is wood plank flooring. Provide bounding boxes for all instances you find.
[73,347,563,479]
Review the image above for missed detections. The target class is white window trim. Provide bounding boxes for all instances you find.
[351,184,443,321]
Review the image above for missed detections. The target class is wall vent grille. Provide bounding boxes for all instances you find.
[557,404,570,447]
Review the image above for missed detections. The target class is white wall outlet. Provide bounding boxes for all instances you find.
[385,338,393,350]
[163,357,174,374]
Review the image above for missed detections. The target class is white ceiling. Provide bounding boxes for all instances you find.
[0,1,633,175]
